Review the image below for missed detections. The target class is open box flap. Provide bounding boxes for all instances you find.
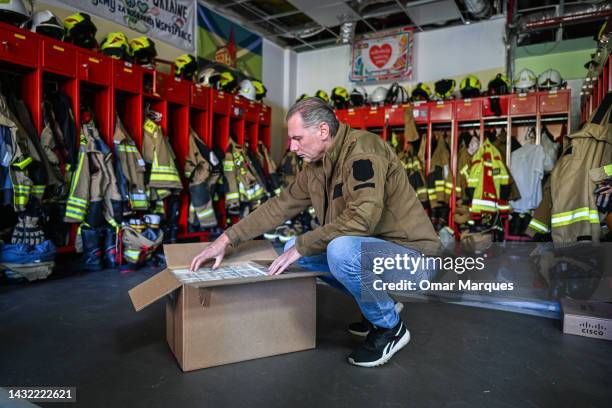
[128,269,182,311]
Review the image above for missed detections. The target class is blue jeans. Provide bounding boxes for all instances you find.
[284,236,435,329]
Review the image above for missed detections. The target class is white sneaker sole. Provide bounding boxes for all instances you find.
[347,327,411,368]
[347,302,404,337]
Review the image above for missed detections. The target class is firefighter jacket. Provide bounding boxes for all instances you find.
[223,138,265,211]
[399,146,428,206]
[185,127,219,228]
[526,93,612,242]
[142,119,182,208]
[225,123,440,256]
[0,94,32,212]
[64,121,122,229]
[427,132,452,208]
[258,141,281,196]
[491,128,521,202]
[466,138,511,218]
[278,150,302,187]
[113,116,148,212]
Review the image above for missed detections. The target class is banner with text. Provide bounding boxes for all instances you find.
[59,0,195,51]
[350,26,414,82]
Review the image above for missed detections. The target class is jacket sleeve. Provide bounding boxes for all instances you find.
[64,145,90,223]
[225,168,312,245]
[295,153,387,256]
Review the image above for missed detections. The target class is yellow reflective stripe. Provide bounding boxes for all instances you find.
[117,145,140,153]
[13,185,31,193]
[528,219,549,233]
[12,157,33,169]
[226,192,239,200]
[551,208,599,227]
[223,161,234,171]
[196,208,215,219]
[604,164,612,176]
[151,173,181,182]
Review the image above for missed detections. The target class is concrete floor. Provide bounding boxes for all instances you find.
[1,262,611,408]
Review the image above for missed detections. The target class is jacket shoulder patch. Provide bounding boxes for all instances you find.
[352,159,374,181]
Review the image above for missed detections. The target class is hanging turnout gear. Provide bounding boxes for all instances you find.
[64,13,98,50]
[350,87,367,107]
[64,120,123,230]
[174,54,198,80]
[185,127,219,229]
[130,36,157,67]
[141,118,182,211]
[526,93,612,242]
[0,0,28,27]
[0,93,33,212]
[257,141,281,196]
[513,68,537,92]
[466,138,512,218]
[330,87,350,109]
[460,75,481,99]
[411,83,431,101]
[30,10,64,40]
[113,115,148,212]
[100,32,131,61]
[434,79,456,100]
[223,138,265,216]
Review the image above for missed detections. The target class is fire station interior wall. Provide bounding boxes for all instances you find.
[293,17,507,101]
[37,0,188,64]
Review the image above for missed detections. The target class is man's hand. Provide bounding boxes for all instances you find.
[268,245,302,275]
[190,234,231,272]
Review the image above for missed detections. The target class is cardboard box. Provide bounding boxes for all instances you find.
[129,240,324,371]
[561,298,612,341]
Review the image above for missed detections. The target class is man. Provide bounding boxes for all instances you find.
[191,97,439,367]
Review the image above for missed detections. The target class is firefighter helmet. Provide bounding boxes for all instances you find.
[296,93,309,103]
[537,69,563,90]
[239,79,256,100]
[251,79,267,101]
[513,68,537,92]
[218,71,237,92]
[64,13,98,50]
[487,73,510,95]
[100,32,130,61]
[411,83,431,101]
[460,75,481,98]
[369,86,388,106]
[0,0,28,27]
[174,54,198,80]
[197,67,220,87]
[314,90,329,103]
[349,87,367,107]
[434,79,456,100]
[130,36,157,66]
[330,86,350,109]
[30,10,63,40]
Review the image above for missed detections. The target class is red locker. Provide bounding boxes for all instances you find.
[0,24,38,68]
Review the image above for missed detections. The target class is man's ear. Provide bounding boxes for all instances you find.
[319,122,331,139]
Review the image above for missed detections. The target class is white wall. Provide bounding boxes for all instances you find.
[295,17,506,98]
[262,39,295,160]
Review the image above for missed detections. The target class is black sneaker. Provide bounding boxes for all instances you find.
[347,320,411,367]
[347,302,404,337]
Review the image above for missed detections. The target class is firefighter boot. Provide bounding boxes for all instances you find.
[103,227,119,269]
[81,227,103,271]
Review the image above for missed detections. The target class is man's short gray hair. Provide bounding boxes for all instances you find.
[286,97,340,137]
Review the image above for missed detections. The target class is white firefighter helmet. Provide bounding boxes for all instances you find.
[239,79,256,101]
[369,86,388,106]
[537,69,563,90]
[513,68,537,92]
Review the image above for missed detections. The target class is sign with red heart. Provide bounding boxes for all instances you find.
[351,27,414,82]
[369,44,393,68]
